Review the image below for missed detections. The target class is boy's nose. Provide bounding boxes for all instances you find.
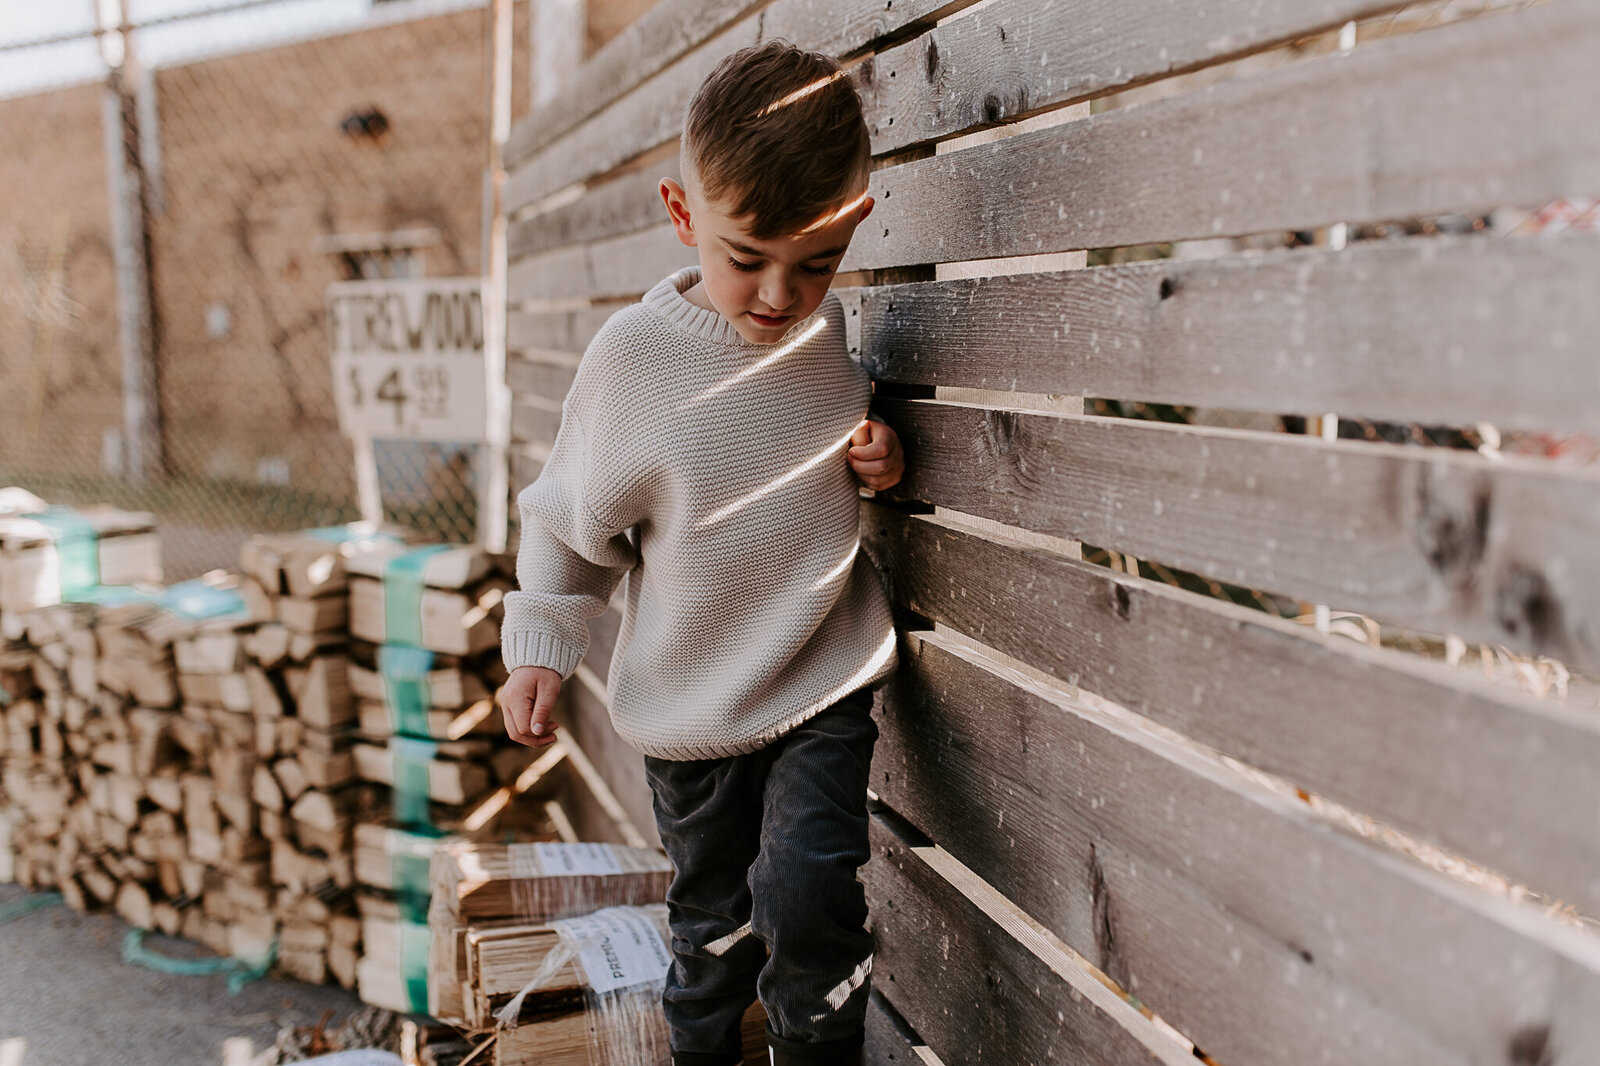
[759,272,796,311]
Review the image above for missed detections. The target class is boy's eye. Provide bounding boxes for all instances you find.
[801,263,836,277]
[728,257,761,272]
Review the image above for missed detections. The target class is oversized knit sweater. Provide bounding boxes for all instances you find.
[501,267,898,760]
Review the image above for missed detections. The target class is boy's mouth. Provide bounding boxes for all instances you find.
[747,311,792,328]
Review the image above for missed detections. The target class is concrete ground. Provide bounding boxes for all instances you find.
[0,883,373,1066]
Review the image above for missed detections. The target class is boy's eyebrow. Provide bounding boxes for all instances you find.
[725,237,849,260]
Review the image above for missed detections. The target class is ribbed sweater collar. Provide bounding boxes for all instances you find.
[643,267,791,349]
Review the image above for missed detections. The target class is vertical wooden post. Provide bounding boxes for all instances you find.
[98,0,162,484]
[479,0,516,552]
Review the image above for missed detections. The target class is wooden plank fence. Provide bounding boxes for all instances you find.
[503,0,1600,1060]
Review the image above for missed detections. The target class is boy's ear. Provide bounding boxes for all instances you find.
[660,178,698,247]
[855,195,875,225]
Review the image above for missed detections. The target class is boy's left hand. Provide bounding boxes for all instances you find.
[848,418,904,491]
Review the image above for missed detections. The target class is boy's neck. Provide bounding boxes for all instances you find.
[681,279,717,314]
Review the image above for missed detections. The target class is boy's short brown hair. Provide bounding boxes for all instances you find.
[683,40,871,240]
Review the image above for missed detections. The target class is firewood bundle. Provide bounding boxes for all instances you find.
[0,510,610,1018]
[0,577,301,967]
[426,839,674,1024]
[237,526,412,987]
[463,904,766,1066]
[0,498,162,639]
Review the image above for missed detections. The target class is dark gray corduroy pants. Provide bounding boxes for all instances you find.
[643,686,878,1066]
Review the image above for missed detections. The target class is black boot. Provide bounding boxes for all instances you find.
[766,1027,865,1066]
[671,1051,744,1066]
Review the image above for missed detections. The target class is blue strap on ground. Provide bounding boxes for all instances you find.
[391,735,439,829]
[122,928,276,994]
[382,545,450,647]
[25,508,99,597]
[0,891,61,923]
[378,643,435,738]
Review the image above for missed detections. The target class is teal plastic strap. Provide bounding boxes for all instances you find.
[379,644,435,738]
[383,545,450,647]
[75,579,248,621]
[0,891,61,923]
[305,524,404,545]
[122,928,275,994]
[398,919,432,1014]
[390,826,447,925]
[391,735,438,829]
[27,508,99,597]
[157,580,249,621]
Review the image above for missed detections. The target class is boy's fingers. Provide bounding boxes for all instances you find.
[848,438,889,461]
[501,691,538,746]
[850,420,874,448]
[850,455,891,477]
[528,675,561,740]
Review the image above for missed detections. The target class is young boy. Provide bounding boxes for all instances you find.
[496,41,903,1066]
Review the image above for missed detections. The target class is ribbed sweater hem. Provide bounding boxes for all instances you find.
[615,653,896,761]
[501,630,584,679]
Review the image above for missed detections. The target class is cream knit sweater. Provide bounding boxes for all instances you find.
[501,267,898,760]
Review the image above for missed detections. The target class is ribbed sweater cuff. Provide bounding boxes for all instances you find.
[501,630,584,679]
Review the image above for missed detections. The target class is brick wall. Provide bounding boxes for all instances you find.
[150,4,531,498]
[0,0,654,514]
[0,81,123,479]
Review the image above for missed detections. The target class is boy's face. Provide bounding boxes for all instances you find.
[659,176,873,345]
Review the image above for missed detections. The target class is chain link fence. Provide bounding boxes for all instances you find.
[0,0,526,577]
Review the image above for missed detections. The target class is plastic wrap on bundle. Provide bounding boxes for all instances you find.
[432,839,673,922]
[426,839,673,1024]
[493,903,673,1066]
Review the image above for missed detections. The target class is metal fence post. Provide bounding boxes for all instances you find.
[96,0,163,484]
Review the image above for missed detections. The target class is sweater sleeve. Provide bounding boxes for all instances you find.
[500,406,638,679]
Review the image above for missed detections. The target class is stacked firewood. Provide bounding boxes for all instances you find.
[0,504,653,1038]
[0,570,299,964]
[423,840,767,1066]
[345,543,518,824]
[0,493,162,640]
[236,528,389,986]
[339,542,561,1014]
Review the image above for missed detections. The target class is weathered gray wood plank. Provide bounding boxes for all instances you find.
[504,0,971,176]
[872,631,1600,1065]
[862,503,1600,913]
[860,233,1600,434]
[510,14,764,210]
[864,808,1191,1066]
[507,0,977,209]
[506,305,624,353]
[844,0,1600,270]
[507,222,694,303]
[565,677,659,849]
[509,400,562,448]
[859,0,1409,153]
[506,0,764,171]
[758,0,973,65]
[863,989,933,1066]
[509,444,545,493]
[505,352,578,406]
[509,160,678,261]
[877,398,1600,672]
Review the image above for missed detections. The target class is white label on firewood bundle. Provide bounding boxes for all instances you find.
[528,841,625,877]
[550,907,671,994]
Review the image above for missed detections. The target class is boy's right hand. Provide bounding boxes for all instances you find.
[499,665,563,747]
